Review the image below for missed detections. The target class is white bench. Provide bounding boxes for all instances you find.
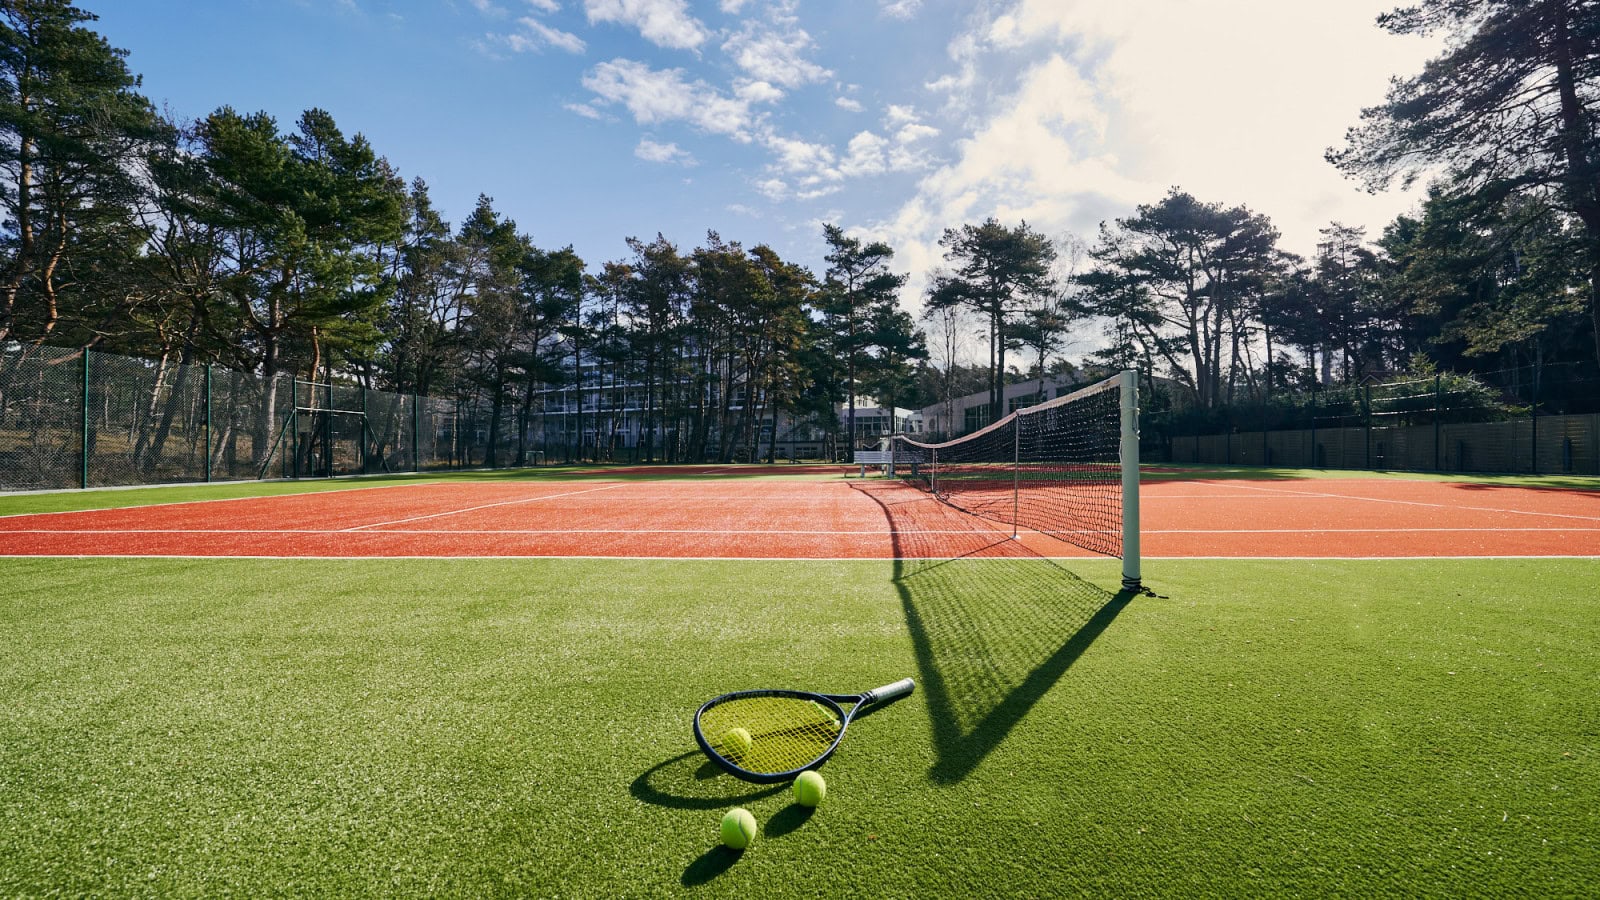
[853,450,893,477]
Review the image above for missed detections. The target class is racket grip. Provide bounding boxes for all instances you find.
[867,678,915,704]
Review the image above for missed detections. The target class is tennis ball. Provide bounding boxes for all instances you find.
[720,807,758,850]
[719,727,752,757]
[793,770,826,807]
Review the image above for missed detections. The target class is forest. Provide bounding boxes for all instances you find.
[3,0,1599,464]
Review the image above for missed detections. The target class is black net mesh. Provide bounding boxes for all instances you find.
[892,375,1125,559]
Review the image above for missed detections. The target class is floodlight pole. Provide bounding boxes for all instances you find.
[1120,369,1142,591]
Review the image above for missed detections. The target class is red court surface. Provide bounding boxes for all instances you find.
[2,475,1599,560]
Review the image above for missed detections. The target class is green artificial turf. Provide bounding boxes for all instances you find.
[1,556,1595,897]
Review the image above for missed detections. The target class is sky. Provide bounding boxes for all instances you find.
[94,0,1443,317]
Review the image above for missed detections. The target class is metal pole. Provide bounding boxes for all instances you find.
[360,384,368,474]
[1364,383,1372,470]
[1530,371,1539,475]
[413,393,421,472]
[325,381,334,478]
[1120,370,1141,592]
[80,350,90,489]
[1433,374,1441,473]
[1011,419,1020,540]
[205,364,213,483]
[291,379,299,479]
[1309,389,1317,468]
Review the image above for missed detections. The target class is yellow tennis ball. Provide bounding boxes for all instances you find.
[720,807,758,850]
[793,770,826,807]
[719,727,752,757]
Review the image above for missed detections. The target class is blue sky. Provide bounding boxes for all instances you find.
[95,0,1440,320]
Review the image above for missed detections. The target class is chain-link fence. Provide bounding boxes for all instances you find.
[1150,365,1600,476]
[0,345,556,492]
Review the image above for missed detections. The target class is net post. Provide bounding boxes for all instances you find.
[1120,370,1141,591]
[1011,420,1019,539]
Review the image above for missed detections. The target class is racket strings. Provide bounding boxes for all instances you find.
[700,696,843,775]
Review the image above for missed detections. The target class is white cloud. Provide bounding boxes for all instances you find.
[478,17,586,55]
[756,178,789,201]
[722,19,831,88]
[516,17,586,52]
[797,185,842,200]
[765,135,836,176]
[736,80,786,105]
[470,0,506,16]
[835,96,864,112]
[635,139,695,164]
[881,0,921,20]
[848,0,1448,317]
[866,54,1141,307]
[526,0,561,10]
[565,102,606,119]
[884,104,918,126]
[584,0,709,50]
[958,0,1443,257]
[839,131,890,178]
[583,58,759,141]
[720,0,750,11]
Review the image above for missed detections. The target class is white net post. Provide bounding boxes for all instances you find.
[1120,369,1142,591]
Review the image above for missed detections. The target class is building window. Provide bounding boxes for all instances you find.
[963,405,990,433]
[1009,394,1041,413]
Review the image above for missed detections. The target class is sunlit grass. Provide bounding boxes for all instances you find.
[2,556,1595,896]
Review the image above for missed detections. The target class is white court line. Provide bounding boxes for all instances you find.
[1205,480,1600,523]
[0,479,455,521]
[339,482,631,531]
[1,527,965,536]
[6,525,1598,537]
[3,553,1596,561]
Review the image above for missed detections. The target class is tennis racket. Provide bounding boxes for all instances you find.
[693,678,915,783]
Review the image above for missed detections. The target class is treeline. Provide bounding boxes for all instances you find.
[4,0,1599,463]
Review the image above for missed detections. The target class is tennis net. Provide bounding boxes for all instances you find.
[888,371,1141,589]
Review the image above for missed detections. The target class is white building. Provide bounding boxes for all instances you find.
[919,374,1088,439]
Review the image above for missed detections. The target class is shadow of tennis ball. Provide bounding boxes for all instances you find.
[763,803,815,837]
[630,751,786,810]
[681,846,742,886]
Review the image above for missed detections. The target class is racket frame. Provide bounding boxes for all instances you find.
[692,678,914,784]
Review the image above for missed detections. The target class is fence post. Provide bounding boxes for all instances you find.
[1309,389,1317,468]
[80,350,90,489]
[1433,374,1441,473]
[1261,394,1269,466]
[1364,383,1372,470]
[205,363,213,483]
[413,393,421,472]
[290,379,299,479]
[325,381,334,478]
[1530,375,1539,476]
[360,384,368,474]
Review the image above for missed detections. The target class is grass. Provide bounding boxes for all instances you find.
[2,552,1595,897]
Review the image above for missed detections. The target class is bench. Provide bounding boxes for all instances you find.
[858,450,929,477]
[852,450,893,477]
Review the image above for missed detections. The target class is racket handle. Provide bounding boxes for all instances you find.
[866,678,915,704]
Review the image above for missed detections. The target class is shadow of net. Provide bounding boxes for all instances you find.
[852,480,1133,784]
